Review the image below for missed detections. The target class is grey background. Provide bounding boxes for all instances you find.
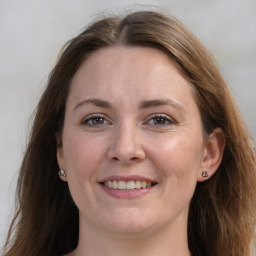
[1,0,255,250]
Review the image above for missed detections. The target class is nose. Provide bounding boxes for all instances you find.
[107,124,145,165]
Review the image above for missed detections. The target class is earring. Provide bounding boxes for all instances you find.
[202,171,208,178]
[58,169,66,177]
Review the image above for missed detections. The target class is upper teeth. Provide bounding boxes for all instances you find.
[103,180,154,190]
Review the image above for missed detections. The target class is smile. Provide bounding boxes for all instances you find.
[102,180,157,190]
[99,176,158,199]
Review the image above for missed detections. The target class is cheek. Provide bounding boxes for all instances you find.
[148,132,203,182]
[62,130,107,177]
[61,131,108,208]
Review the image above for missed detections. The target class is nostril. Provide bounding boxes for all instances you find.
[111,156,140,163]
[108,145,145,164]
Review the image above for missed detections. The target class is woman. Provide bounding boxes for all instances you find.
[3,10,256,256]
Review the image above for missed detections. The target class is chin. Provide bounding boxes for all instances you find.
[100,208,158,236]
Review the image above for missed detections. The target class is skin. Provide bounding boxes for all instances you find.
[57,46,225,256]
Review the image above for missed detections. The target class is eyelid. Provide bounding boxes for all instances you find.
[144,113,176,126]
[80,113,112,127]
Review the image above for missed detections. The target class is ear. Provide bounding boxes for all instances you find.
[197,128,226,182]
[56,140,68,182]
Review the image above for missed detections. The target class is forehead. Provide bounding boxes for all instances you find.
[68,46,197,111]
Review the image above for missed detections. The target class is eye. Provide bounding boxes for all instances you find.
[147,114,174,126]
[81,114,110,127]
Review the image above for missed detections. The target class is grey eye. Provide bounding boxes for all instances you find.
[82,115,108,127]
[148,115,173,126]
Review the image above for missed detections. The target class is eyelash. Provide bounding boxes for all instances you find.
[81,114,110,127]
[80,114,175,128]
[145,114,174,126]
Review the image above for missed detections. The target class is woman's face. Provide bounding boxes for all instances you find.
[57,46,209,236]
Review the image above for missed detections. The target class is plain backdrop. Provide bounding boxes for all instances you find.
[1,0,256,250]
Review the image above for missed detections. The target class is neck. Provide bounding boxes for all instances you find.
[74,215,190,256]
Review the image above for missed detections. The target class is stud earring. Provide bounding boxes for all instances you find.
[58,169,66,177]
[202,171,208,178]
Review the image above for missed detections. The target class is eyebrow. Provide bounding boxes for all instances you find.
[139,99,185,113]
[73,98,112,111]
[73,98,185,113]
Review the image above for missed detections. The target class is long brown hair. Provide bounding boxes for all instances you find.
[4,11,256,256]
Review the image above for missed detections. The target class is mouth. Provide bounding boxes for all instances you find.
[98,176,158,199]
[101,180,157,190]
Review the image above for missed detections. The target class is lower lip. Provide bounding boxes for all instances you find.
[99,183,155,199]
